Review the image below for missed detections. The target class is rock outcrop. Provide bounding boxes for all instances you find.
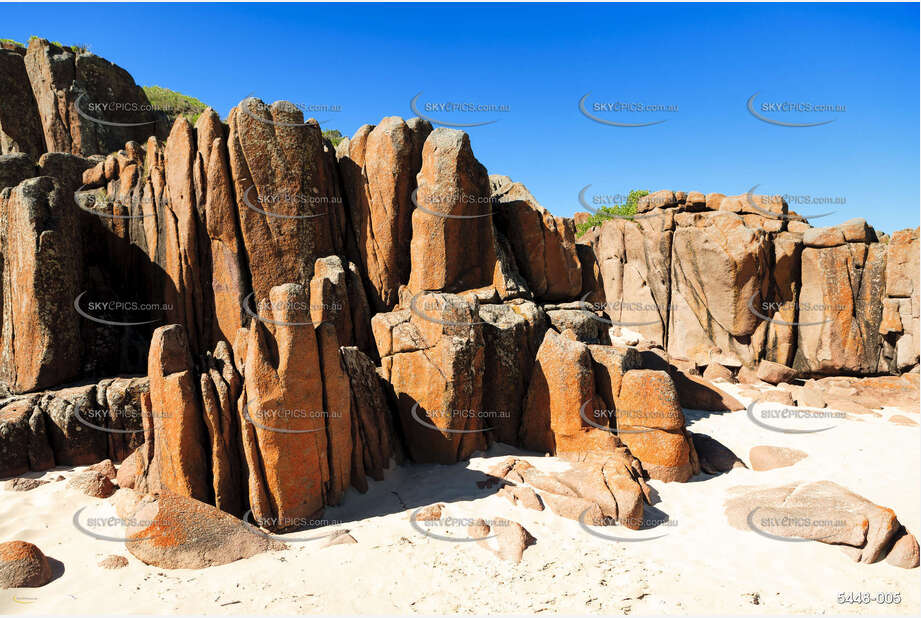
[725,480,916,568]
[0,376,147,478]
[0,541,52,588]
[115,489,285,569]
[22,39,157,157]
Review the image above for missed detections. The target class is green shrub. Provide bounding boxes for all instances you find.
[143,85,209,126]
[576,189,648,237]
[322,129,344,147]
[0,38,25,49]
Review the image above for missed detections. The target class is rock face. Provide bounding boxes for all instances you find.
[0,541,52,588]
[23,38,157,156]
[406,129,499,295]
[227,98,346,302]
[116,489,285,569]
[725,481,915,567]
[491,178,582,301]
[881,228,920,372]
[585,216,672,345]
[1,177,82,393]
[337,117,431,311]
[670,212,770,367]
[795,240,886,374]
[0,376,147,478]
[518,329,696,481]
[0,50,45,159]
[372,293,487,464]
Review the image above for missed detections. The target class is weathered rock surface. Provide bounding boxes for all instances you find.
[491,179,582,301]
[726,481,911,566]
[406,129,499,296]
[0,376,146,478]
[0,541,52,588]
[23,38,157,156]
[373,292,487,463]
[1,176,82,393]
[748,445,808,471]
[337,117,430,311]
[116,489,284,569]
[0,50,45,159]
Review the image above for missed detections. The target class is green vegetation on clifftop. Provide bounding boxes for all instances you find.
[576,189,648,237]
[143,85,209,126]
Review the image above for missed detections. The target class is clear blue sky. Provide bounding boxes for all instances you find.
[4,2,918,233]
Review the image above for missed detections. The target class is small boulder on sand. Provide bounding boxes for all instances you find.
[116,489,285,569]
[467,517,535,563]
[67,471,116,498]
[0,541,52,588]
[414,503,444,521]
[321,531,358,548]
[87,459,117,480]
[98,555,129,569]
[4,478,49,492]
[749,446,808,471]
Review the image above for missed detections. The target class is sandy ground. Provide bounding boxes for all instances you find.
[1,384,919,616]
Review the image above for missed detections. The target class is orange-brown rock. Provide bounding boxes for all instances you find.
[519,329,596,454]
[239,283,328,530]
[406,128,499,295]
[0,541,52,588]
[1,177,82,393]
[337,117,430,311]
[23,38,156,156]
[491,179,582,301]
[479,301,547,444]
[795,242,886,374]
[200,121,248,347]
[340,346,398,484]
[118,490,284,569]
[0,49,45,159]
[147,324,210,502]
[316,321,352,506]
[227,98,345,301]
[198,341,244,516]
[373,292,487,463]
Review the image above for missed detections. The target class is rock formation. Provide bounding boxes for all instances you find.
[0,47,917,563]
